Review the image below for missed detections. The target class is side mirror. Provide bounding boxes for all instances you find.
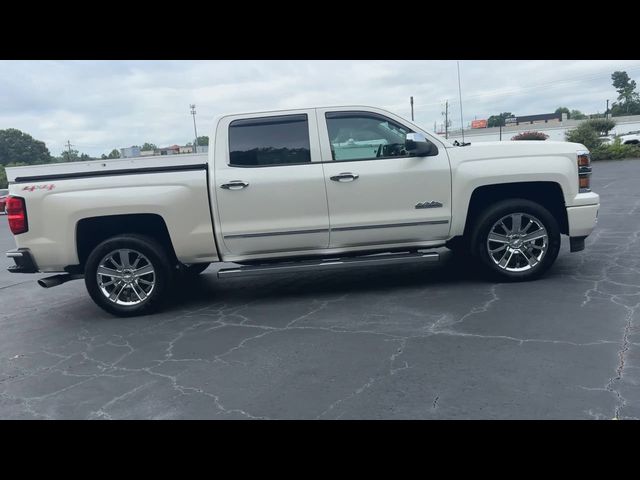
[405,132,437,157]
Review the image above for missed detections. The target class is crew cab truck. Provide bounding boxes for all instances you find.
[4,106,600,317]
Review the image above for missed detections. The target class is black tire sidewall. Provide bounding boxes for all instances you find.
[84,235,173,317]
[471,199,561,281]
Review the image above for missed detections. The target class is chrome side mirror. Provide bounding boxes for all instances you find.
[405,132,437,157]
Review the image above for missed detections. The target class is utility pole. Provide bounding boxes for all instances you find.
[457,61,465,144]
[65,140,74,160]
[444,101,449,139]
[410,96,414,121]
[190,104,198,153]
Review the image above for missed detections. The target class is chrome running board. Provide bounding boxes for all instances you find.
[217,251,439,278]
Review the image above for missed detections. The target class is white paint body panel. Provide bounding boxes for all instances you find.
[8,158,218,272]
[315,107,451,248]
[5,106,600,272]
[567,204,599,237]
[212,109,330,257]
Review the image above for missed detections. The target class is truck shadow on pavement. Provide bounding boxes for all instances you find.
[165,249,500,311]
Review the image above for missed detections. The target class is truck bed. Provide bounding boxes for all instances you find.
[6,153,208,184]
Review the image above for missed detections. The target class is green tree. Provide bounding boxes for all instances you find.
[565,121,612,150]
[196,136,209,146]
[60,149,80,162]
[487,112,514,128]
[570,110,587,120]
[555,107,570,118]
[611,71,640,115]
[0,129,52,166]
[566,123,601,150]
[584,118,616,135]
[107,149,121,159]
[141,142,157,151]
[612,71,639,104]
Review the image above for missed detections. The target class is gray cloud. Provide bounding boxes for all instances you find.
[1,60,639,157]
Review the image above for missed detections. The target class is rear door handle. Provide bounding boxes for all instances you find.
[220,181,249,190]
[330,172,359,182]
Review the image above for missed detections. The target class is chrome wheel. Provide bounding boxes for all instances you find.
[486,212,548,272]
[96,249,155,306]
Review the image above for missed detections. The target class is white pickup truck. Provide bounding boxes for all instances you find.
[4,105,599,317]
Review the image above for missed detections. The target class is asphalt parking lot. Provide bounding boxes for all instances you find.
[1,159,640,419]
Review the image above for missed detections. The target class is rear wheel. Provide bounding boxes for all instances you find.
[470,199,561,281]
[84,234,173,317]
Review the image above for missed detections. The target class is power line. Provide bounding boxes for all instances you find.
[385,63,640,111]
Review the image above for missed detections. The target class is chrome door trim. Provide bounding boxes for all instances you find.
[223,220,449,239]
[224,228,329,239]
[331,220,449,232]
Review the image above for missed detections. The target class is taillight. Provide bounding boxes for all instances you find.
[7,196,28,235]
[577,151,592,193]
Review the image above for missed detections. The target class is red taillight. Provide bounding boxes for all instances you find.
[7,196,28,235]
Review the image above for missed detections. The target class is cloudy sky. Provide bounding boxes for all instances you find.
[1,60,639,158]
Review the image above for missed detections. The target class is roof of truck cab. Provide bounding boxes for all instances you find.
[212,105,454,147]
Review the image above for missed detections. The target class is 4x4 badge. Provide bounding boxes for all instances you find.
[415,201,443,209]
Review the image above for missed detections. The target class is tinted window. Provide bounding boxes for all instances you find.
[229,114,311,167]
[326,112,413,161]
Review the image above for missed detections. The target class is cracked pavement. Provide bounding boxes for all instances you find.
[1,159,640,419]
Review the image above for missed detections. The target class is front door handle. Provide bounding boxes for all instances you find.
[220,181,249,190]
[330,172,359,182]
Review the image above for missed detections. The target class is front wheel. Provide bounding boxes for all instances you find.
[470,199,561,281]
[84,234,173,317]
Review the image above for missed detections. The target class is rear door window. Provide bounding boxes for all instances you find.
[229,114,311,167]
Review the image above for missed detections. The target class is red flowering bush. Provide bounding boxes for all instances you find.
[511,131,549,141]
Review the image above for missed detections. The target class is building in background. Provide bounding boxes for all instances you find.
[510,112,562,126]
[157,145,181,155]
[120,146,141,158]
[471,119,488,129]
[117,143,208,158]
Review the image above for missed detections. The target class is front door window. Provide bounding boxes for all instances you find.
[325,112,413,161]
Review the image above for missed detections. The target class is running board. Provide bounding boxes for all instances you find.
[217,251,439,278]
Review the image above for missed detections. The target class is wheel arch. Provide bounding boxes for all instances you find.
[75,214,178,271]
[462,182,569,239]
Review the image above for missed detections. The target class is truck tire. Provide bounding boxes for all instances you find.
[470,198,561,281]
[84,234,173,317]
